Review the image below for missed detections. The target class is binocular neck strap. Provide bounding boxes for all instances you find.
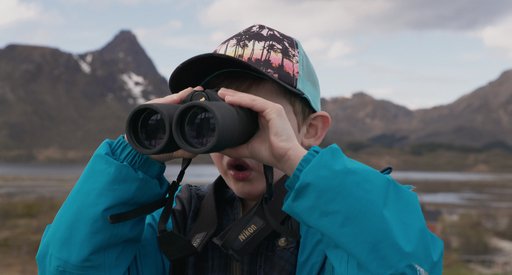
[263,164,274,201]
[108,158,192,225]
[157,158,192,233]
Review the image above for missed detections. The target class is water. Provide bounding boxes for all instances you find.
[3,163,511,182]
[1,163,511,207]
[393,171,512,182]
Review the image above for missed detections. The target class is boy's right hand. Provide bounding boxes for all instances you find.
[140,87,201,162]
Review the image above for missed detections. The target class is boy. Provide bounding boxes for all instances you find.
[37,24,443,274]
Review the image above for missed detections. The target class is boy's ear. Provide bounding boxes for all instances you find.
[300,111,331,148]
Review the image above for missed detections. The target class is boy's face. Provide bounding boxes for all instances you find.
[210,82,303,203]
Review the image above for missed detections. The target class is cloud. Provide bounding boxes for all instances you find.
[327,40,352,59]
[135,20,183,38]
[0,0,42,28]
[477,15,512,58]
[379,0,512,31]
[200,0,382,61]
[201,0,512,34]
[134,20,217,52]
[200,0,388,36]
[199,0,512,62]
[61,0,171,5]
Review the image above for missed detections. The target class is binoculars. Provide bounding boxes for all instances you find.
[125,89,258,155]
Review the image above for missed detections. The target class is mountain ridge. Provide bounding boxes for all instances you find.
[1,30,511,164]
[322,70,512,149]
[0,30,169,162]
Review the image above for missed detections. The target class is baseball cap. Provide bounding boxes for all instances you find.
[168,24,321,112]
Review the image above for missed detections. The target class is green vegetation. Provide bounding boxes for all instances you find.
[441,213,493,255]
[344,144,512,172]
[443,253,481,275]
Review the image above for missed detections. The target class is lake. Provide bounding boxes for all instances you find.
[1,163,511,208]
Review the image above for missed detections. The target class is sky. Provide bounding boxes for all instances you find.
[1,0,511,110]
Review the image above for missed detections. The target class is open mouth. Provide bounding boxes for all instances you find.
[228,159,250,172]
[226,159,253,181]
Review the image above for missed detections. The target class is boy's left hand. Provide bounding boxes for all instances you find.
[217,88,307,176]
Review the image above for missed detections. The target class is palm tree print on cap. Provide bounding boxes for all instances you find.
[214,24,299,89]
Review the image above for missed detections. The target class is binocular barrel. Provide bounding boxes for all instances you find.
[173,101,258,154]
[125,104,181,155]
[125,92,258,155]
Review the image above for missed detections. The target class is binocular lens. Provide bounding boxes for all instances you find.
[182,107,216,148]
[138,110,166,149]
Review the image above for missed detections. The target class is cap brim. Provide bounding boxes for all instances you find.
[168,53,305,98]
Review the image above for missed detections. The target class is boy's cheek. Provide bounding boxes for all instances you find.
[210,153,225,171]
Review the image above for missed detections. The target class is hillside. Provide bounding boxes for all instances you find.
[0,31,169,161]
[322,71,512,150]
[0,30,511,168]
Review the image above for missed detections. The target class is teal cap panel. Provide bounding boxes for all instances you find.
[296,41,321,111]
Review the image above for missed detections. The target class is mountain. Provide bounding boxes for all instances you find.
[322,70,512,149]
[410,70,512,147]
[322,92,413,146]
[0,30,169,162]
[0,29,511,163]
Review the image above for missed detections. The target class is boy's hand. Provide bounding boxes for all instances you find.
[217,88,307,175]
[142,87,202,162]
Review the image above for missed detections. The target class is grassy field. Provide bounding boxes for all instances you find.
[345,146,512,173]
[0,197,63,275]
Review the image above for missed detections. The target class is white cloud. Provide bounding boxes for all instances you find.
[61,0,170,5]
[198,0,512,62]
[477,16,512,58]
[200,0,512,36]
[327,40,352,59]
[200,0,376,61]
[200,0,390,37]
[0,0,42,28]
[134,20,208,51]
[135,20,183,38]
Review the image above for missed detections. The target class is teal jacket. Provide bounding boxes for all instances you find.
[37,136,443,274]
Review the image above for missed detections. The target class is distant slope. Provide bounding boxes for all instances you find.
[0,30,169,161]
[323,70,512,149]
[0,30,511,162]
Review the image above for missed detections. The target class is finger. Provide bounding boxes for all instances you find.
[219,88,279,114]
[150,149,197,162]
[147,86,203,104]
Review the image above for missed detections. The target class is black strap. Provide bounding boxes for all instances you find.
[212,199,272,261]
[186,178,221,250]
[263,164,274,201]
[211,175,299,260]
[380,166,393,175]
[158,158,192,233]
[262,177,300,239]
[108,158,192,224]
[108,197,167,224]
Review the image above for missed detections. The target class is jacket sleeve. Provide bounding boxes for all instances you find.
[282,145,444,275]
[36,136,171,274]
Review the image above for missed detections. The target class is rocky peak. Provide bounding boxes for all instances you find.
[100,30,140,55]
[351,91,374,101]
[0,30,169,162]
[95,30,160,77]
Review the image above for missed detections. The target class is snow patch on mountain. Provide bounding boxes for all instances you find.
[73,54,92,74]
[121,72,147,104]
